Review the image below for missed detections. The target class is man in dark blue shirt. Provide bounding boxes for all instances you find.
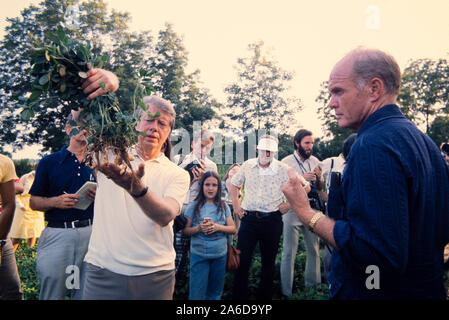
[282,48,449,299]
[29,68,119,300]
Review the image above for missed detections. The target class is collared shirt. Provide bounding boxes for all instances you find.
[0,154,17,184]
[84,148,190,276]
[29,146,96,222]
[0,154,18,208]
[174,153,218,204]
[328,104,449,299]
[185,202,231,259]
[230,158,293,213]
[281,152,315,225]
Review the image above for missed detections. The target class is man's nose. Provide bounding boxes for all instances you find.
[328,95,337,109]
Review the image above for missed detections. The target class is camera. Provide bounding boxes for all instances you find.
[183,159,203,182]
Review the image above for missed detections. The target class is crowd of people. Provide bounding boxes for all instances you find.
[0,47,449,300]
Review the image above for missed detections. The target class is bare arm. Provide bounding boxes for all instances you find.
[229,183,244,219]
[14,179,24,194]
[98,162,180,227]
[0,180,16,239]
[30,193,79,212]
[282,168,337,249]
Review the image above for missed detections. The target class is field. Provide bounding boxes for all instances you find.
[15,237,449,300]
[14,234,330,300]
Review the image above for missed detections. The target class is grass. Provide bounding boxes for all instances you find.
[14,238,449,300]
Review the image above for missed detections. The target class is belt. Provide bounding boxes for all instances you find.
[47,218,93,229]
[245,210,280,218]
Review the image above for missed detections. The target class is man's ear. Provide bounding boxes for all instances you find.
[65,125,71,136]
[294,141,299,149]
[367,77,384,101]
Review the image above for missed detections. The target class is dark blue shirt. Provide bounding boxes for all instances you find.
[29,146,96,222]
[328,105,449,299]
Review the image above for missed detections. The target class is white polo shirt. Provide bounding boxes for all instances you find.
[84,149,190,276]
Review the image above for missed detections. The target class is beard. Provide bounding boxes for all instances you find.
[258,154,274,166]
[297,145,312,160]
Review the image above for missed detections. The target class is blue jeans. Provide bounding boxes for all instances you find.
[189,253,227,300]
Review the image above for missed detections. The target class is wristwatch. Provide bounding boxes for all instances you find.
[131,186,148,198]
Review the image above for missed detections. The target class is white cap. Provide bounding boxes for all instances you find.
[257,137,278,152]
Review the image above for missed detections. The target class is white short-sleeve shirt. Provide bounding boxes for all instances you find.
[230,158,308,213]
[84,150,190,276]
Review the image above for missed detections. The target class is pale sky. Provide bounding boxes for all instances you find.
[2,0,449,159]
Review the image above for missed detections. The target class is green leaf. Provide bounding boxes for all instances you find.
[147,111,160,119]
[29,90,41,102]
[138,101,148,111]
[136,131,147,136]
[39,74,50,85]
[20,108,34,121]
[69,127,80,137]
[99,81,106,91]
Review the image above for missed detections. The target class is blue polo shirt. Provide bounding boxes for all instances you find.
[29,146,96,222]
[328,105,449,299]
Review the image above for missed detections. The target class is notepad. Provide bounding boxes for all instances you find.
[74,181,97,210]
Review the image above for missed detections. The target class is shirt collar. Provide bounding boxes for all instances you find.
[133,147,165,163]
[250,157,278,171]
[56,146,72,164]
[358,104,404,137]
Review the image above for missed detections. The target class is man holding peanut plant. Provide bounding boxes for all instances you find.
[81,86,190,299]
[29,69,117,300]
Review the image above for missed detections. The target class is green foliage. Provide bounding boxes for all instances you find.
[428,115,449,147]
[0,0,140,153]
[173,235,329,300]
[13,159,34,178]
[149,24,217,134]
[15,240,40,300]
[398,58,449,133]
[222,41,302,134]
[21,24,153,166]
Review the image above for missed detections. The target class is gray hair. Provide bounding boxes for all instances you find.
[135,95,176,129]
[347,47,401,96]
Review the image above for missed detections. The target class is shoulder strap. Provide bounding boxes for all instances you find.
[293,153,307,174]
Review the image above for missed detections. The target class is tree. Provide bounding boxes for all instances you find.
[222,41,302,134]
[149,24,217,134]
[398,58,449,133]
[428,115,449,147]
[315,81,354,159]
[0,0,141,153]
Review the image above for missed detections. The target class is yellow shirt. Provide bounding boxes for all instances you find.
[0,154,18,205]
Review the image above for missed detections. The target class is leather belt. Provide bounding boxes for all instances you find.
[246,210,280,218]
[47,218,93,229]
